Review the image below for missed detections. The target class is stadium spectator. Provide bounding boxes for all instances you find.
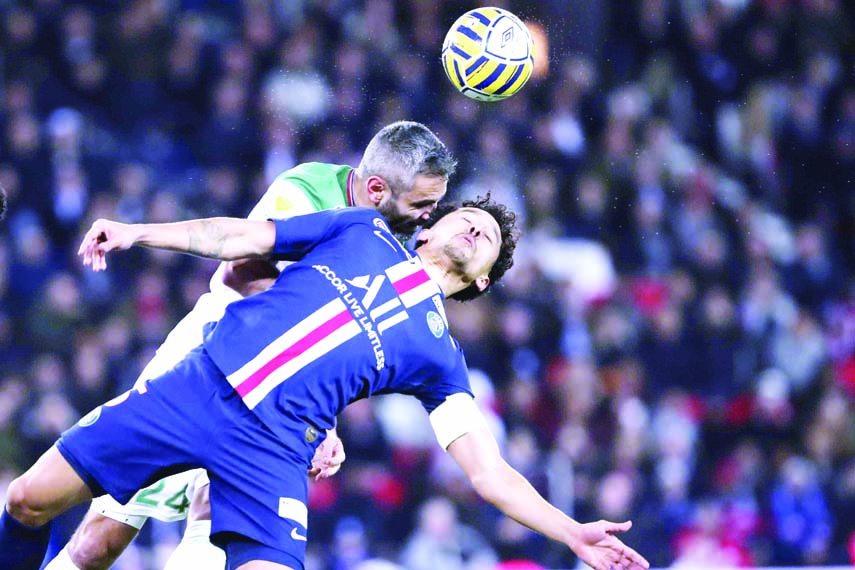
[400,496,499,570]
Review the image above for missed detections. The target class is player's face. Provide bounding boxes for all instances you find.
[430,207,501,282]
[378,174,447,235]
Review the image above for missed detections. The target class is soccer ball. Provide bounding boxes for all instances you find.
[441,7,535,102]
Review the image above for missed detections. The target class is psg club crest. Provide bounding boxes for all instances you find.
[78,406,102,427]
[426,311,445,338]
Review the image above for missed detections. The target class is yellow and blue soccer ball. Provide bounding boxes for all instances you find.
[441,7,536,102]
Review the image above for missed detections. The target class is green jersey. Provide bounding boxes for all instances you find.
[248,162,355,221]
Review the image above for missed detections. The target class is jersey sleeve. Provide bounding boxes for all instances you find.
[271,208,375,261]
[429,393,491,450]
[411,350,483,449]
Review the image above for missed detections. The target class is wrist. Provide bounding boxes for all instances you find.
[563,519,584,549]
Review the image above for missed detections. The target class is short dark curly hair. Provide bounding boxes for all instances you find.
[417,194,519,302]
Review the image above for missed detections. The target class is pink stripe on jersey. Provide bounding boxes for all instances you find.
[392,269,430,296]
[235,309,354,397]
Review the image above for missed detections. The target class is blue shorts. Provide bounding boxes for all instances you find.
[57,346,323,569]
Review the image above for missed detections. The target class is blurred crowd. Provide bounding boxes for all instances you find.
[1,0,854,568]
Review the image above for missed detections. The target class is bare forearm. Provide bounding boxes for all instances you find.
[446,426,649,570]
[134,218,275,260]
[80,217,276,273]
[472,462,580,546]
[448,426,581,548]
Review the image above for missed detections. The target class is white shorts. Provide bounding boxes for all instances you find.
[93,469,210,529]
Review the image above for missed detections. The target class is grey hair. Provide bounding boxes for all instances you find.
[357,121,457,195]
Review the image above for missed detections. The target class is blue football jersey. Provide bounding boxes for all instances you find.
[203,208,473,441]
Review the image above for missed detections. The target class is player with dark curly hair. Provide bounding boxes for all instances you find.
[3,198,649,570]
[419,193,518,302]
[46,120,455,570]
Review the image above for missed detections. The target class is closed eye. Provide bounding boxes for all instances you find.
[463,216,493,243]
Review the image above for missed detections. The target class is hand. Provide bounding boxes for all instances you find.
[308,430,345,481]
[78,219,138,271]
[570,520,649,570]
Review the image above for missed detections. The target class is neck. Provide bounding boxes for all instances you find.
[350,172,371,208]
[417,250,467,298]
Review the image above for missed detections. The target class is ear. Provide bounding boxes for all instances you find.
[474,275,490,292]
[365,176,389,206]
[415,226,431,244]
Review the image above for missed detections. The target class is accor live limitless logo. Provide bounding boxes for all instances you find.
[312,257,443,371]
[313,264,387,370]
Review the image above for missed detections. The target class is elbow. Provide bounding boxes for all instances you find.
[469,471,504,507]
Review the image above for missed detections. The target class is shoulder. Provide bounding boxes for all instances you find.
[334,207,387,227]
[254,163,352,220]
[292,207,388,239]
[274,163,350,203]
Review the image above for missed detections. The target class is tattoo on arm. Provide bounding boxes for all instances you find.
[187,220,229,258]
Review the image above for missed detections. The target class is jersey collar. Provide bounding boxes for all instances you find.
[346,169,355,207]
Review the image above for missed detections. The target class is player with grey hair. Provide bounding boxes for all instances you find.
[42,121,455,570]
[355,120,458,235]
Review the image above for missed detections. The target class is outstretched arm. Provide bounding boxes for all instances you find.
[78,217,276,271]
[447,425,649,570]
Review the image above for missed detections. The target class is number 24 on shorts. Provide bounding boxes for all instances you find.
[132,480,191,514]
